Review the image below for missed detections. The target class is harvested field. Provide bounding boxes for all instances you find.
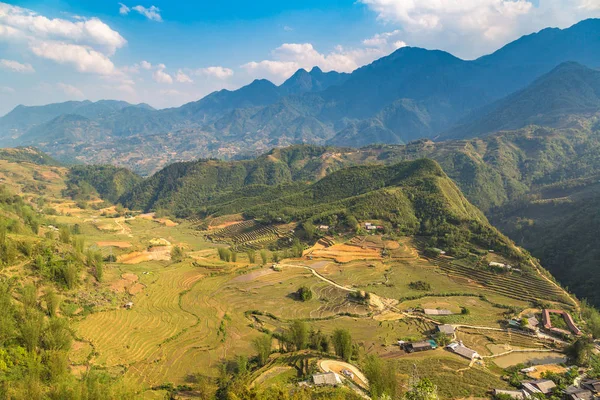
[527,364,568,379]
[118,248,171,264]
[309,244,382,263]
[96,241,132,248]
[157,218,178,227]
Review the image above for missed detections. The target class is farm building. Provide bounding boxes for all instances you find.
[447,342,480,360]
[522,379,556,396]
[431,248,446,255]
[312,372,342,386]
[318,225,330,231]
[492,389,527,400]
[542,309,581,336]
[124,302,134,309]
[526,316,540,329]
[564,386,593,400]
[424,309,453,316]
[436,324,455,336]
[403,340,437,353]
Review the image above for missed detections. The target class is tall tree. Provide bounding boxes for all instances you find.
[332,329,353,362]
[252,335,272,367]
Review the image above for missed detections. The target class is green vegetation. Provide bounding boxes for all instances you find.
[331,329,353,362]
[63,165,141,203]
[409,281,432,291]
[296,286,313,302]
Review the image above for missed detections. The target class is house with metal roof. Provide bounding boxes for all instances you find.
[522,379,556,396]
[312,372,342,386]
[447,342,480,360]
[436,324,455,336]
[424,309,453,316]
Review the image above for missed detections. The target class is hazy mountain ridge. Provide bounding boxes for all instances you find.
[1,19,600,173]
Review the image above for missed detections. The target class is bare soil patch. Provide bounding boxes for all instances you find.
[110,273,139,293]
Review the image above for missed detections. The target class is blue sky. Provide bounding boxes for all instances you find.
[0,0,599,115]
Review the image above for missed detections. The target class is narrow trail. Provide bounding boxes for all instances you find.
[280,264,356,292]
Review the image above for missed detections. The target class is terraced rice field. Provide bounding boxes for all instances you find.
[309,243,382,263]
[456,327,547,356]
[75,264,203,373]
[420,251,572,306]
[208,220,295,251]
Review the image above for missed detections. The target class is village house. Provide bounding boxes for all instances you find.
[318,225,329,231]
[447,342,480,360]
[124,301,134,309]
[402,340,437,353]
[522,379,556,397]
[312,372,342,386]
[424,308,454,316]
[581,379,600,394]
[436,324,455,336]
[542,309,582,336]
[564,386,594,400]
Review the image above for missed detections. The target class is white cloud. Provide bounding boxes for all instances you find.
[0,3,126,55]
[132,5,162,22]
[57,82,84,98]
[195,66,234,80]
[119,3,130,15]
[176,70,193,83]
[241,31,407,82]
[358,0,600,59]
[153,64,173,84]
[140,60,152,70]
[30,40,115,75]
[0,86,15,94]
[0,59,35,73]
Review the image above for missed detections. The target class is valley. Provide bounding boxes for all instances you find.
[1,150,598,399]
[2,12,600,400]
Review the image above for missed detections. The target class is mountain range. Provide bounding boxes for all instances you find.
[1,19,600,175]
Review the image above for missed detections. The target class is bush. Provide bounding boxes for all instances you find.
[409,281,432,291]
[296,286,313,302]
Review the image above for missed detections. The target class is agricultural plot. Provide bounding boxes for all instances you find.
[399,296,510,327]
[393,355,511,398]
[207,220,295,251]
[424,254,572,306]
[309,243,382,263]
[456,327,547,357]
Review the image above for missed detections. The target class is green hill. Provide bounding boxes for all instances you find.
[491,177,600,307]
[0,146,60,166]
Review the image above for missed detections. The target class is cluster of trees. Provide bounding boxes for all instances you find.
[0,281,135,399]
[296,286,313,302]
[408,281,432,291]
[63,165,142,204]
[252,324,355,365]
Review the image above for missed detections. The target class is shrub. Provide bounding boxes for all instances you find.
[296,286,313,302]
[409,281,432,291]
